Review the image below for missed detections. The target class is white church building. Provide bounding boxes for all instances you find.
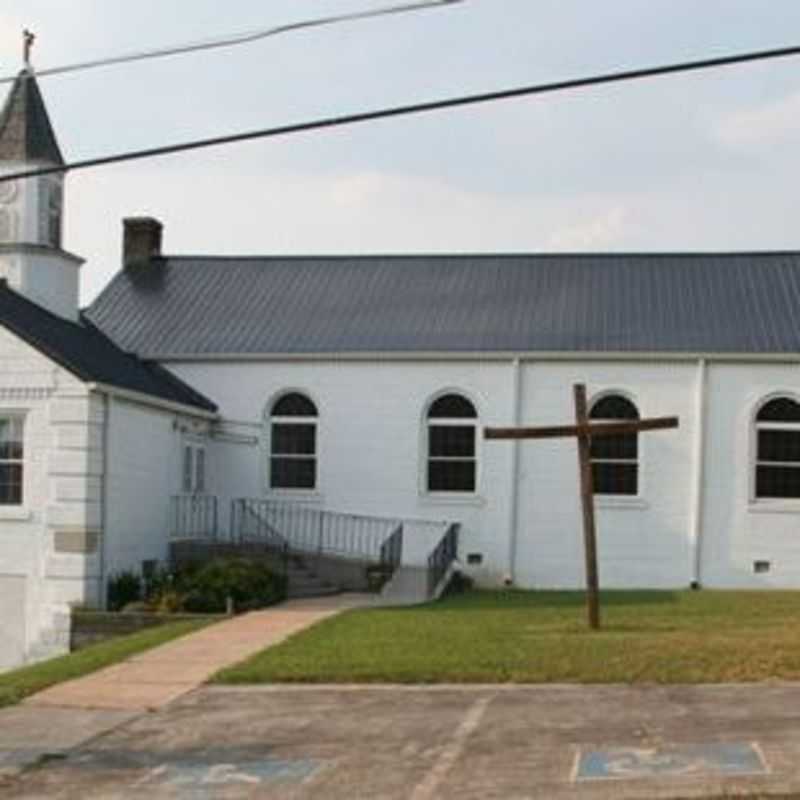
[3,68,800,669]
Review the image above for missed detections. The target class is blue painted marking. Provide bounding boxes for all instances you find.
[142,758,324,788]
[577,743,766,781]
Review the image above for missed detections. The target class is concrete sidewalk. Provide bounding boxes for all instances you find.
[26,593,371,712]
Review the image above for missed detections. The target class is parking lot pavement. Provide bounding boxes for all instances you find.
[0,706,138,783]
[4,684,800,799]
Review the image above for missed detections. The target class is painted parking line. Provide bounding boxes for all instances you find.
[575,742,768,781]
[410,694,495,800]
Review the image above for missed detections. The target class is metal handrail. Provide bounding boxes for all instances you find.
[379,522,404,573]
[232,499,403,566]
[230,498,290,575]
[427,522,460,596]
[170,494,218,540]
[231,499,287,547]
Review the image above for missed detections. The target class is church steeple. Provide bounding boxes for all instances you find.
[0,55,82,321]
[0,69,64,167]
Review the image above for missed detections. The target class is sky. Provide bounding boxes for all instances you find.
[2,1,800,303]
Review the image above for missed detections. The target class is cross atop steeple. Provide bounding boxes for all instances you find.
[22,29,35,69]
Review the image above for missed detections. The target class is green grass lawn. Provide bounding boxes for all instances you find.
[0,619,212,708]
[215,590,800,684]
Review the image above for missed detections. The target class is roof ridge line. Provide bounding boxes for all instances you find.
[158,250,800,261]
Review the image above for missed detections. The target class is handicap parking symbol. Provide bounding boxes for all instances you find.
[136,757,325,790]
[576,742,768,781]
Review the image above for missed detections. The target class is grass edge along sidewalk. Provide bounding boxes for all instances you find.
[0,618,212,708]
[214,589,800,685]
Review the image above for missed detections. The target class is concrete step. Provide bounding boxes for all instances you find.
[378,565,431,606]
[287,564,340,600]
[288,584,342,599]
[289,581,333,591]
[286,565,317,576]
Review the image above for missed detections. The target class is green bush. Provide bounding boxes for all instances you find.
[179,559,287,614]
[443,571,475,596]
[142,563,180,604]
[106,570,142,611]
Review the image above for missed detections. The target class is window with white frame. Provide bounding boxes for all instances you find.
[0,417,23,506]
[270,393,318,490]
[589,394,639,496]
[182,442,206,494]
[426,394,478,493]
[754,397,800,500]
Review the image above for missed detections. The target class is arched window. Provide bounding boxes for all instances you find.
[589,394,639,496]
[426,393,478,493]
[269,392,318,490]
[755,397,800,499]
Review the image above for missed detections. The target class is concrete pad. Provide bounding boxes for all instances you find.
[7,684,800,799]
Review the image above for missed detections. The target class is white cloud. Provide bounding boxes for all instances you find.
[69,151,800,306]
[712,91,800,150]
[546,207,630,250]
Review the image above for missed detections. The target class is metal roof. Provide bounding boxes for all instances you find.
[0,70,64,166]
[0,281,216,412]
[85,252,800,357]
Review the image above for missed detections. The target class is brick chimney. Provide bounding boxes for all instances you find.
[123,217,163,269]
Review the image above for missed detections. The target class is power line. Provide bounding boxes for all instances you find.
[0,0,462,86]
[2,41,800,184]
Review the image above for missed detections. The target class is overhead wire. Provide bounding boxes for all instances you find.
[0,0,463,85]
[2,41,800,183]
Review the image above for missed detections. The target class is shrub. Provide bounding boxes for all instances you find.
[148,590,185,614]
[142,564,180,604]
[107,570,142,612]
[180,558,287,614]
[443,571,474,596]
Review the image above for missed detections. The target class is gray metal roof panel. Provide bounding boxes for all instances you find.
[85,252,800,356]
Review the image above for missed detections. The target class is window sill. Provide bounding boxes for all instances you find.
[0,507,31,521]
[419,493,486,508]
[748,501,800,515]
[595,496,648,510]
[265,490,324,504]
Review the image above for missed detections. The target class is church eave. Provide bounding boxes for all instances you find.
[137,350,800,364]
[0,242,84,265]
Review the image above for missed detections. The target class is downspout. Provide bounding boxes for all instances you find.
[98,392,112,609]
[689,358,707,589]
[507,357,522,583]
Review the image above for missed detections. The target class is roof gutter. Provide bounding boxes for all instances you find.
[86,382,218,421]
[144,350,800,364]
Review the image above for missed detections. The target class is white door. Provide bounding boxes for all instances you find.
[0,576,26,671]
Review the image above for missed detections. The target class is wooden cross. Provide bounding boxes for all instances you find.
[484,383,678,630]
[23,29,35,67]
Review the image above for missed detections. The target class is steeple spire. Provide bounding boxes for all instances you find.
[0,59,78,322]
[0,68,64,166]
